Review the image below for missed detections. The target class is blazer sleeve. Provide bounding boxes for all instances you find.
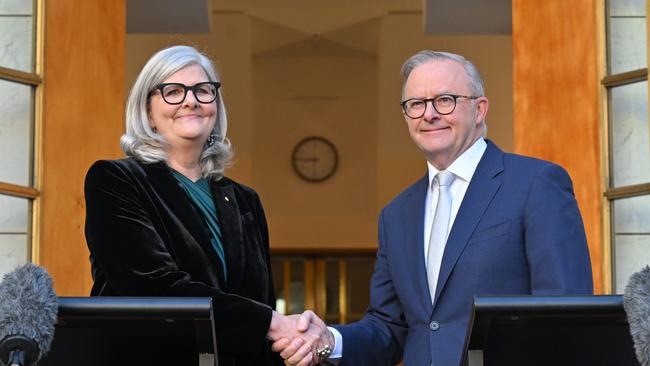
[333,209,405,366]
[84,160,273,356]
[253,189,277,308]
[524,163,593,294]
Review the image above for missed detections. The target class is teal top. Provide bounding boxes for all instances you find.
[171,170,227,281]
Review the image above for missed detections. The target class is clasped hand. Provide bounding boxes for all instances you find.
[267,310,333,366]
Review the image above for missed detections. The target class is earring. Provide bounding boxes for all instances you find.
[206,133,216,147]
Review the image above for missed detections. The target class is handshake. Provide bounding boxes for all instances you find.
[267,310,335,366]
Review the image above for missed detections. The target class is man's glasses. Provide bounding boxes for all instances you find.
[153,81,221,105]
[400,94,479,118]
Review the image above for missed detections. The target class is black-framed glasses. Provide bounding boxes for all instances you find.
[400,94,479,118]
[153,81,221,105]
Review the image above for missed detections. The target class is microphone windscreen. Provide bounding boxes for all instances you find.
[624,265,650,366]
[0,263,58,360]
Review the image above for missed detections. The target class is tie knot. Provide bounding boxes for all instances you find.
[436,170,455,187]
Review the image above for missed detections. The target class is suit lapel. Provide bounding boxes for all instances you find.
[212,181,245,292]
[401,174,433,313]
[433,141,504,307]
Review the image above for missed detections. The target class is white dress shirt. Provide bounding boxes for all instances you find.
[423,138,487,265]
[327,138,488,362]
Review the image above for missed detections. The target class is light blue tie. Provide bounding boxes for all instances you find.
[427,170,455,304]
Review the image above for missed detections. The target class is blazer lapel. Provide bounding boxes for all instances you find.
[144,162,227,285]
[212,181,245,291]
[433,141,504,306]
[144,162,214,247]
[401,174,433,313]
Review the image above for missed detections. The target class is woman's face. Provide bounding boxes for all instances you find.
[148,64,218,151]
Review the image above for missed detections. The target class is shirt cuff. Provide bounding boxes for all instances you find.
[327,326,343,362]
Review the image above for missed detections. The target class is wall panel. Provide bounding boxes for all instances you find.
[41,0,125,295]
[512,0,603,292]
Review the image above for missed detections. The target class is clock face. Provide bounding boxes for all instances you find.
[291,136,338,182]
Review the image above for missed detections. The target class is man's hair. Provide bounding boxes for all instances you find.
[400,50,485,98]
[121,45,232,180]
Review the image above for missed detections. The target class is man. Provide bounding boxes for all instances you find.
[276,50,593,366]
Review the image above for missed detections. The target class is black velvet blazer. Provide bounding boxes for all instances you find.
[84,158,283,365]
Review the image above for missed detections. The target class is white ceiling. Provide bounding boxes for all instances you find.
[126,0,511,35]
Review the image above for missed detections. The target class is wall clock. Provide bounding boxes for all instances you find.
[291,136,339,182]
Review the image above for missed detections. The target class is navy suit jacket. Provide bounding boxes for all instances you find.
[334,141,593,366]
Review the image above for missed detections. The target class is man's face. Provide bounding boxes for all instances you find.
[402,60,488,170]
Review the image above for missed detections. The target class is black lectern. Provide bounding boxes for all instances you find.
[462,295,638,366]
[39,297,218,366]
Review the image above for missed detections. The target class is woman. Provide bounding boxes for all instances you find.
[84,45,320,365]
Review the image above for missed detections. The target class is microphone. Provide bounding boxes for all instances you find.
[624,265,650,366]
[0,264,58,366]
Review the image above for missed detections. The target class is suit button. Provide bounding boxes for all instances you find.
[429,321,440,331]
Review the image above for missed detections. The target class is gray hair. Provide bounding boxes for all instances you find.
[400,50,485,98]
[121,45,232,180]
[400,50,488,136]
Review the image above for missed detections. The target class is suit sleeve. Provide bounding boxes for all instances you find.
[524,163,593,294]
[84,160,273,356]
[334,209,406,366]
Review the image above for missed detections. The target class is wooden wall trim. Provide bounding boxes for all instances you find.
[271,247,377,256]
[0,182,39,199]
[601,68,646,87]
[604,183,650,200]
[0,66,42,85]
[32,0,46,265]
[596,0,612,294]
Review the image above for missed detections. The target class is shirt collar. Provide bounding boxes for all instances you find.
[427,137,487,189]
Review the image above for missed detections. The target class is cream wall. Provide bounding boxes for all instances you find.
[126,8,513,250]
[252,55,379,247]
